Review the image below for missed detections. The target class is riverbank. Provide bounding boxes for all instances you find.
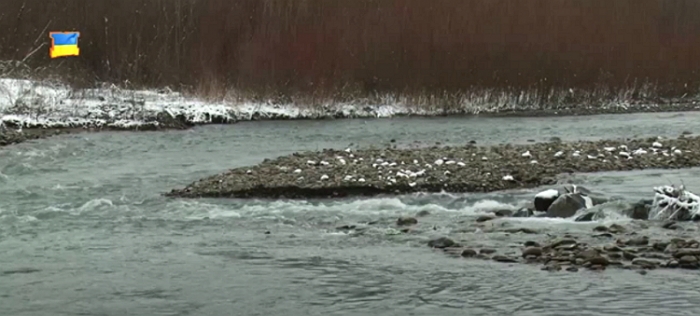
[2,76,700,148]
[0,111,192,148]
[166,134,700,199]
[0,128,74,147]
[2,78,700,131]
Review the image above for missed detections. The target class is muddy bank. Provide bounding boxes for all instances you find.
[0,111,192,147]
[0,128,73,147]
[166,134,700,199]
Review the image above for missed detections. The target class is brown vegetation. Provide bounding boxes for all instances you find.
[2,0,700,103]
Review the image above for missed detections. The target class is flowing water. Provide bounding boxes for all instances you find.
[2,112,700,316]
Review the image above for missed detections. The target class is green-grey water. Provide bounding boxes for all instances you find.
[2,112,700,316]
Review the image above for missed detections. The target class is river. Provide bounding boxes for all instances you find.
[2,112,700,316]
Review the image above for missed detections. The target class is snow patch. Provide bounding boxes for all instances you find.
[535,189,559,200]
[1,76,680,129]
[0,78,405,129]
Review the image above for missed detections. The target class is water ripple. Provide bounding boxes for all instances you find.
[2,114,700,315]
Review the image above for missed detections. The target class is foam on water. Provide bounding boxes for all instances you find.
[164,197,451,220]
[76,198,115,213]
[2,187,647,226]
[155,194,643,228]
[470,199,519,213]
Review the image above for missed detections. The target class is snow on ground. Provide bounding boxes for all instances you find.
[0,77,692,129]
[0,78,409,129]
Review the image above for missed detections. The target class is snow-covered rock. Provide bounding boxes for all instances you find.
[649,185,700,221]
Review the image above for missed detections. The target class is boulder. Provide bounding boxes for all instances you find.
[622,199,652,220]
[534,185,594,213]
[154,111,194,129]
[534,189,559,212]
[546,193,592,218]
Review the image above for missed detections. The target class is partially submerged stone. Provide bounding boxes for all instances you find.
[546,192,592,218]
[525,184,700,222]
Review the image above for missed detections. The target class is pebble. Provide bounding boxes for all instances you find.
[524,241,541,247]
[480,248,497,255]
[396,217,418,226]
[522,247,543,258]
[428,237,458,249]
[476,214,497,222]
[492,255,518,263]
[461,249,478,257]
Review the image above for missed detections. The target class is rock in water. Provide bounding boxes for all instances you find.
[512,207,534,218]
[546,193,592,218]
[428,237,457,249]
[396,217,418,226]
[649,185,700,221]
[622,199,652,220]
[534,185,594,213]
[560,184,591,196]
[534,189,560,212]
[575,209,604,222]
[586,193,610,207]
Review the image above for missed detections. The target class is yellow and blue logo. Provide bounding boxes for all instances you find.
[49,31,80,59]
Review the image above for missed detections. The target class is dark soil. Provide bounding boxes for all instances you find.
[166,134,700,199]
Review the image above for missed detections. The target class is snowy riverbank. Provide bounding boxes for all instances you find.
[2,78,700,129]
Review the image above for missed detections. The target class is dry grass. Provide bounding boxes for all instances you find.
[2,0,700,107]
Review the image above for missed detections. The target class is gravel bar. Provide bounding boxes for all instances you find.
[167,134,700,199]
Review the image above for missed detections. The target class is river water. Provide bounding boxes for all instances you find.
[2,112,700,316]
